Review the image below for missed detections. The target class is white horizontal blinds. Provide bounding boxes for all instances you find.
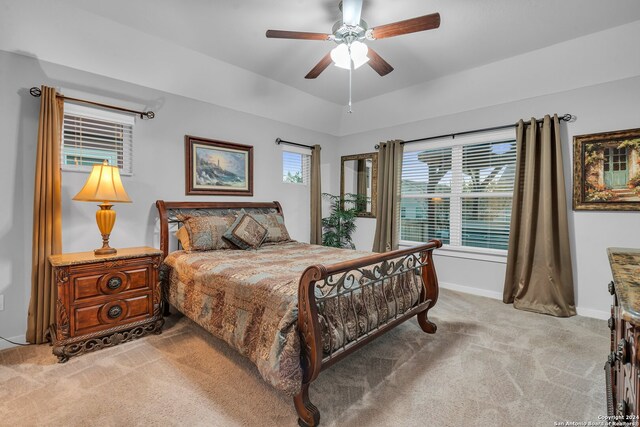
[282,147,311,185]
[400,129,516,251]
[62,102,134,174]
[400,146,453,244]
[457,140,516,250]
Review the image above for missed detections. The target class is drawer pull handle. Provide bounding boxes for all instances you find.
[107,305,123,319]
[107,277,122,290]
[609,281,615,296]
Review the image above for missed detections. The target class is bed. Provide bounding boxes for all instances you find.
[156,200,441,426]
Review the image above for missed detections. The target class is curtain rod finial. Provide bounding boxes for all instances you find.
[275,138,282,145]
[30,87,41,97]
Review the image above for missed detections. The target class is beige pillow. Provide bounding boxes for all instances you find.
[175,226,192,251]
[179,215,236,251]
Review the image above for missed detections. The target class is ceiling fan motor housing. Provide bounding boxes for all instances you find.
[332,19,369,44]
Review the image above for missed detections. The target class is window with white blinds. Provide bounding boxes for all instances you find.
[282,146,311,185]
[400,129,517,252]
[62,103,134,174]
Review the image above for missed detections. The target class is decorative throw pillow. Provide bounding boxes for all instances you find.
[179,214,236,251]
[223,214,268,250]
[248,212,291,243]
[175,226,192,251]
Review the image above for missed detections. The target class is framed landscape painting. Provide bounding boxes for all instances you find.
[573,128,640,210]
[185,135,253,196]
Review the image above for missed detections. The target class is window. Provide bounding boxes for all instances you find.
[62,103,134,174]
[400,129,516,252]
[282,146,311,185]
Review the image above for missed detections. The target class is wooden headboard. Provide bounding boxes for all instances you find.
[155,200,284,257]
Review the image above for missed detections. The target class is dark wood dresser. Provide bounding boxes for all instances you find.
[48,246,164,362]
[606,248,640,421]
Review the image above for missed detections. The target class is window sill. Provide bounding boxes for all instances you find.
[62,167,133,177]
[399,241,508,264]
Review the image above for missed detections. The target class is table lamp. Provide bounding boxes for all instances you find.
[73,160,132,255]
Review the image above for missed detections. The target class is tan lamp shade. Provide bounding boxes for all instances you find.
[73,160,131,255]
[73,160,132,203]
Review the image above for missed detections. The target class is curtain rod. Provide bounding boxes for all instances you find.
[374,113,574,149]
[29,87,155,119]
[275,138,316,150]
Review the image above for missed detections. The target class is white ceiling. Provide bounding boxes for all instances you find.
[57,0,640,105]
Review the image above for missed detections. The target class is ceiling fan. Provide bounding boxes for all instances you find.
[265,0,440,80]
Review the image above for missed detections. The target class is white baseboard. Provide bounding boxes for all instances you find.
[575,307,609,320]
[439,281,609,320]
[0,335,27,350]
[439,281,504,301]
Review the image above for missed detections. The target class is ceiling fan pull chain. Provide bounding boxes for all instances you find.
[348,46,353,113]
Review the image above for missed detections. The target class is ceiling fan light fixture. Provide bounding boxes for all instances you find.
[331,43,351,69]
[350,40,369,69]
[331,41,369,70]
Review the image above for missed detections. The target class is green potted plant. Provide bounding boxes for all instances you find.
[321,193,367,249]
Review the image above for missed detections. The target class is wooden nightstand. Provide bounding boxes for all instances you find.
[48,246,164,362]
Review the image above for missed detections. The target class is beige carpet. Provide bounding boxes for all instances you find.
[0,289,608,426]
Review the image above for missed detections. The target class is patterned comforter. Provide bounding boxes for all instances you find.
[164,241,422,396]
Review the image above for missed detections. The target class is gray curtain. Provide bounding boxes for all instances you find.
[310,144,322,245]
[27,86,63,343]
[372,140,403,252]
[503,115,576,317]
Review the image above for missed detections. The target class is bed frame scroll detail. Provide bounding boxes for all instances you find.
[295,240,442,427]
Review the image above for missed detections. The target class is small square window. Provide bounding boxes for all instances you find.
[282,150,310,185]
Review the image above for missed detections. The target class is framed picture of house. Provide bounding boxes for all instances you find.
[573,128,640,210]
[185,135,253,196]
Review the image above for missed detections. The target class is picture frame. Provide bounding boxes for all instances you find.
[573,128,640,210]
[185,135,253,196]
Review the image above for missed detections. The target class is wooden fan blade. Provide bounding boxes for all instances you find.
[305,52,333,79]
[367,48,394,76]
[370,13,440,40]
[266,30,331,40]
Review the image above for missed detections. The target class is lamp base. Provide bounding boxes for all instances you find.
[95,232,117,256]
[95,246,117,256]
[94,204,118,256]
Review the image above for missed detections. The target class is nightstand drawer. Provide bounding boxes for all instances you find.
[73,265,151,302]
[72,292,153,336]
